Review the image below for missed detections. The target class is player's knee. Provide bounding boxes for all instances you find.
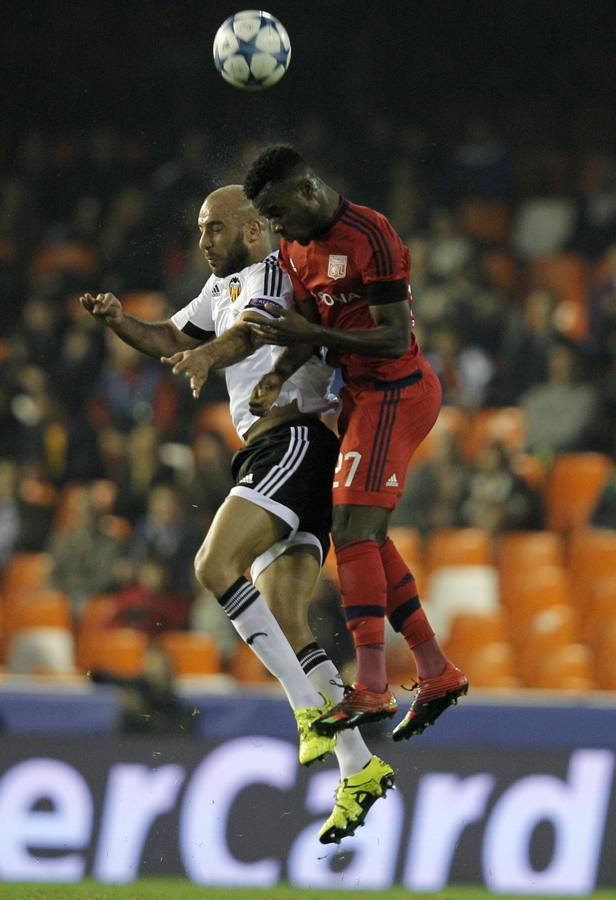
[194,544,219,592]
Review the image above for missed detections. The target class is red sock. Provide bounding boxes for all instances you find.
[380,537,434,647]
[336,540,387,691]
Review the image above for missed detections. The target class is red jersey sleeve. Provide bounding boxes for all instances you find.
[353,209,410,285]
[278,241,312,301]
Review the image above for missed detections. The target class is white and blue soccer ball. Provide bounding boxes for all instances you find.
[213,10,291,90]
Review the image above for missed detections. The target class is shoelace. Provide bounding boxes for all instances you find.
[328,678,354,696]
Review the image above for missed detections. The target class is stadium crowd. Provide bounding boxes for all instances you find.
[1,108,616,692]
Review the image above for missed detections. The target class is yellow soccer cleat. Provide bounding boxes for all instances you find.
[295,693,336,766]
[319,754,395,844]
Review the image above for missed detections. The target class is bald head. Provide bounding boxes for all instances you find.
[202,184,255,224]
[197,184,274,277]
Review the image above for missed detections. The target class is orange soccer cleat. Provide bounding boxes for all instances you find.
[392,663,469,741]
[311,683,398,735]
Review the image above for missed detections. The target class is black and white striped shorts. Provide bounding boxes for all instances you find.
[229,417,339,558]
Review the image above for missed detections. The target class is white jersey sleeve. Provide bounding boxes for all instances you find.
[241,254,338,420]
[241,251,293,317]
[170,280,216,340]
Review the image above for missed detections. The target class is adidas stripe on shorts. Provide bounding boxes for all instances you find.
[230,416,339,566]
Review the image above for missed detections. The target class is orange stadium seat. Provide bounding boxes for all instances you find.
[532,643,596,691]
[1,553,53,598]
[76,594,117,669]
[5,590,72,633]
[78,594,117,632]
[528,252,589,340]
[194,402,243,451]
[228,641,273,684]
[594,620,616,690]
[546,453,614,534]
[156,631,222,677]
[387,527,423,569]
[584,576,616,645]
[569,529,616,612]
[496,531,565,606]
[425,528,493,572]
[444,610,509,662]
[498,531,564,580]
[79,628,148,678]
[504,566,570,632]
[517,604,578,685]
[461,642,520,689]
[460,407,526,462]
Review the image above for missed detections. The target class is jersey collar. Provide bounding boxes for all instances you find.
[313,197,348,238]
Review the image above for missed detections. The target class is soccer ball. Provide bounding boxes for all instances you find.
[213,10,291,90]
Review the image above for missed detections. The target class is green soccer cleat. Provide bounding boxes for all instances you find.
[319,755,396,844]
[295,693,336,766]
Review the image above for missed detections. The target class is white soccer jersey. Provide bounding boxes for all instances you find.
[171,251,338,440]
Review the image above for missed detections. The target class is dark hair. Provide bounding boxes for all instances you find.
[243,144,306,199]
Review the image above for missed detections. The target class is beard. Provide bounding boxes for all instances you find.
[217,232,251,277]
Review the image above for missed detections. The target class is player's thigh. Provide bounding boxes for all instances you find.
[331,503,390,547]
[333,372,442,511]
[197,495,289,575]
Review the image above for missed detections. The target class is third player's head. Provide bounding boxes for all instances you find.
[243,145,338,245]
[198,185,272,277]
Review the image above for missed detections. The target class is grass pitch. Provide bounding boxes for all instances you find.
[0,882,615,900]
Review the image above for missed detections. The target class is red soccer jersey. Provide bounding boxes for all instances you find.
[279,198,419,382]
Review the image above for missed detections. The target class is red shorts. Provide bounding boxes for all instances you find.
[333,358,442,510]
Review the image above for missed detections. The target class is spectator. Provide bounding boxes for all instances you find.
[110,559,191,636]
[390,433,470,534]
[0,460,19,571]
[461,443,544,534]
[428,326,494,409]
[490,288,560,405]
[112,422,175,523]
[520,337,601,456]
[187,431,234,534]
[130,484,200,599]
[47,485,123,613]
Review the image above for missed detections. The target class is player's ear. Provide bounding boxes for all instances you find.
[243,218,263,243]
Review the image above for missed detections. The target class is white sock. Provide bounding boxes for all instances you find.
[297,643,373,778]
[218,577,321,710]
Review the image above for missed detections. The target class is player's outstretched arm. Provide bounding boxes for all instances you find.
[161,316,261,399]
[80,292,200,359]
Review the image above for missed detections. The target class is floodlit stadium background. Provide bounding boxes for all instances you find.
[1,1,616,894]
